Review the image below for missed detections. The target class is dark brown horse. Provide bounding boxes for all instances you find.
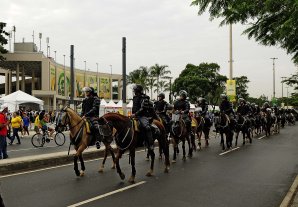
[60,107,115,176]
[170,111,193,162]
[98,113,170,183]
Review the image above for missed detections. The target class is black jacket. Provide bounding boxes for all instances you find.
[220,100,233,115]
[174,99,190,114]
[132,94,155,117]
[81,96,100,117]
[237,104,250,116]
[154,100,168,114]
[198,102,208,116]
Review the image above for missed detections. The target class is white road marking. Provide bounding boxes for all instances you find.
[0,150,145,179]
[7,146,58,152]
[258,135,266,140]
[67,181,146,207]
[219,147,240,156]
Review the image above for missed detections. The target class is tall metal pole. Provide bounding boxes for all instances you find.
[281,77,286,106]
[12,26,16,52]
[122,37,127,115]
[229,24,233,80]
[39,33,42,52]
[270,57,278,98]
[63,54,66,97]
[70,45,75,108]
[286,86,289,109]
[96,63,99,96]
[54,51,57,61]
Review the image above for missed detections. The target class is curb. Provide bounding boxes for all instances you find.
[280,175,298,207]
[0,147,117,176]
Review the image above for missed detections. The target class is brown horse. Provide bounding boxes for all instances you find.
[170,111,193,162]
[98,113,170,183]
[60,107,115,176]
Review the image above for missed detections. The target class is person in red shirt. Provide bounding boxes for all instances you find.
[0,104,9,159]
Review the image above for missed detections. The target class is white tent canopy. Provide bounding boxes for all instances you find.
[105,100,117,108]
[116,100,123,108]
[0,90,44,112]
[100,99,107,107]
[127,100,133,108]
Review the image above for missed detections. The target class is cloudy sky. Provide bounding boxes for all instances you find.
[1,0,297,98]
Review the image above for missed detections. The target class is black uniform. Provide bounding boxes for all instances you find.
[81,95,101,144]
[237,104,250,116]
[132,93,156,149]
[173,99,191,132]
[198,102,208,116]
[220,100,233,115]
[154,99,170,132]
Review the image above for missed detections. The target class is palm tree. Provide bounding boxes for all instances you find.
[150,64,171,96]
[127,66,150,93]
[147,69,156,99]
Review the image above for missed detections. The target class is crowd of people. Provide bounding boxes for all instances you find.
[0,105,59,159]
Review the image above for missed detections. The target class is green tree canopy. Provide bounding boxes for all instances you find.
[150,64,171,96]
[127,66,150,93]
[0,22,9,61]
[191,0,298,64]
[172,63,227,104]
[234,76,250,100]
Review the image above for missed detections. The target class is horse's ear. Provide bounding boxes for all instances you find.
[63,106,68,111]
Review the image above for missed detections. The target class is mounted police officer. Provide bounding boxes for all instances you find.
[261,101,271,113]
[219,94,234,116]
[197,97,212,127]
[81,87,101,149]
[132,84,156,150]
[173,90,191,134]
[237,98,251,116]
[154,92,170,133]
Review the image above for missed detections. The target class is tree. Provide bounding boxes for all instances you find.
[234,76,250,99]
[147,68,156,99]
[0,22,9,61]
[172,63,227,105]
[127,66,150,93]
[191,0,298,64]
[150,64,171,96]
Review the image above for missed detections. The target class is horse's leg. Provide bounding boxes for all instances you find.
[191,129,196,151]
[242,129,246,145]
[172,139,177,163]
[197,130,203,150]
[115,150,125,180]
[98,147,108,173]
[158,138,163,160]
[204,128,210,147]
[78,155,85,177]
[182,139,186,161]
[235,131,239,146]
[186,134,193,158]
[221,133,225,151]
[109,147,116,169]
[73,155,80,176]
[128,149,136,183]
[146,148,155,177]
[161,137,170,173]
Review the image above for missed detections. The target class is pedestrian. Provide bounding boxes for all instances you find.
[0,104,9,159]
[9,112,22,145]
[29,111,34,130]
[22,113,30,136]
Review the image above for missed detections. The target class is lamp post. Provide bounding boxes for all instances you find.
[270,57,278,98]
[84,61,87,86]
[229,24,233,80]
[281,76,286,106]
[96,62,99,96]
[54,51,57,61]
[12,26,16,52]
[39,33,42,52]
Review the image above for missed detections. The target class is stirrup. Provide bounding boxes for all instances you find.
[95,141,101,149]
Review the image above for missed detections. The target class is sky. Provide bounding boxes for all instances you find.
[1,0,297,99]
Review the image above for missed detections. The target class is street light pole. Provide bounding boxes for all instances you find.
[281,76,286,106]
[54,51,57,61]
[110,65,112,100]
[229,24,233,80]
[270,57,278,99]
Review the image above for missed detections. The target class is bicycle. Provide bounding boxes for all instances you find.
[31,128,66,147]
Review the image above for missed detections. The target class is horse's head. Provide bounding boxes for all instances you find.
[171,111,183,135]
[98,113,130,137]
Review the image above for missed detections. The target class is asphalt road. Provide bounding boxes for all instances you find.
[1,125,298,207]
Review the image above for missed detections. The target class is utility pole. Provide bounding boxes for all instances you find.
[122,37,127,115]
[70,45,75,108]
[270,57,278,98]
[229,24,233,80]
[39,33,42,52]
[12,26,16,52]
[281,76,286,106]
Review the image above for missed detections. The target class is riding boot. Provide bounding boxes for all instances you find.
[93,121,102,149]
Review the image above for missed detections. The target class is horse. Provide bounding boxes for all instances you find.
[192,111,211,150]
[214,112,234,151]
[170,111,193,162]
[60,107,115,177]
[254,113,262,135]
[235,114,252,146]
[271,112,280,134]
[98,113,170,183]
[261,111,272,137]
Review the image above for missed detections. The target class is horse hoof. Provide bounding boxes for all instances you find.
[75,170,80,177]
[120,173,126,180]
[128,176,135,184]
[172,160,176,163]
[80,171,85,177]
[188,153,193,158]
[111,165,116,170]
[146,170,153,177]
[145,158,150,161]
[197,146,202,150]
[182,156,186,161]
[98,168,104,173]
[164,167,170,173]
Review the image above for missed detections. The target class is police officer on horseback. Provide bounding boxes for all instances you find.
[173,90,191,134]
[81,87,101,149]
[132,84,156,150]
[237,98,251,116]
[219,94,234,116]
[154,92,170,133]
[197,97,212,127]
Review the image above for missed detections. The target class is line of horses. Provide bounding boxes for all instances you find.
[60,107,296,183]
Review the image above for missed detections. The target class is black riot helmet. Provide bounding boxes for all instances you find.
[133,84,143,94]
[158,92,165,100]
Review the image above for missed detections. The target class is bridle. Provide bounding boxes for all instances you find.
[60,109,84,131]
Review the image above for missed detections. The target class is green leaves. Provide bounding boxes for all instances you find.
[0,22,9,61]
[191,0,298,64]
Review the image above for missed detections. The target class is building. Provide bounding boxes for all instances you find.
[0,42,123,111]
